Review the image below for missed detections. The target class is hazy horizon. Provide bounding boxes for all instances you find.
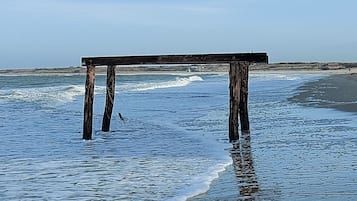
[1,0,357,69]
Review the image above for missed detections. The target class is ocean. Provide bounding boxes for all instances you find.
[0,72,356,200]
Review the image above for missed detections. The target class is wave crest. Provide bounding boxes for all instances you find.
[0,76,203,106]
[122,76,203,91]
[250,73,302,81]
[0,85,85,106]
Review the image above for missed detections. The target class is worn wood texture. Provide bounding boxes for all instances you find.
[82,53,265,140]
[229,62,241,142]
[102,65,116,132]
[82,53,268,66]
[239,62,250,132]
[83,64,95,140]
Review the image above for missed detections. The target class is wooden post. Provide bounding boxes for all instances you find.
[239,62,250,132]
[83,64,95,140]
[102,65,116,132]
[229,62,241,142]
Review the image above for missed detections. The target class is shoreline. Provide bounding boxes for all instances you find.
[1,64,357,76]
[289,73,357,114]
[191,71,357,200]
[2,67,356,200]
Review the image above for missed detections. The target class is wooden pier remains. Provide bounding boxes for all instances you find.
[81,53,268,140]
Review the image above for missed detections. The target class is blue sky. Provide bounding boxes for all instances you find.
[1,0,357,69]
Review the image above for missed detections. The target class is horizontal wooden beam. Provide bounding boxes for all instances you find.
[82,53,268,66]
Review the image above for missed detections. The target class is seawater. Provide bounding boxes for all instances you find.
[248,73,357,201]
[0,73,356,200]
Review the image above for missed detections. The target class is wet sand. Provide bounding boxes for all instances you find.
[191,71,357,201]
[289,73,357,113]
[2,66,356,200]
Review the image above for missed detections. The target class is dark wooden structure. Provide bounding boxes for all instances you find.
[82,53,268,140]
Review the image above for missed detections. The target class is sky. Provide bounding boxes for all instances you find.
[1,0,357,69]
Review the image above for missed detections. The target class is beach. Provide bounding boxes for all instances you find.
[1,62,356,76]
[1,68,357,200]
[191,70,357,200]
[289,73,357,113]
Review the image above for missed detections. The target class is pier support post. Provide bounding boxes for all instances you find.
[229,62,241,142]
[102,65,116,132]
[83,64,96,140]
[239,62,250,132]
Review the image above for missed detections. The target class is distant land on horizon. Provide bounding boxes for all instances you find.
[1,62,357,75]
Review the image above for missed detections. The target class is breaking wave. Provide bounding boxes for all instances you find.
[0,76,203,106]
[0,85,86,106]
[121,76,203,91]
[250,73,303,81]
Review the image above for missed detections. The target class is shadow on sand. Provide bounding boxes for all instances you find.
[230,131,259,200]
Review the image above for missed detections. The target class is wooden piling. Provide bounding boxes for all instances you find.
[81,53,267,141]
[239,62,250,132]
[83,64,95,140]
[102,65,116,132]
[229,62,241,142]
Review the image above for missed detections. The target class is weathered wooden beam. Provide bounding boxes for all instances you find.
[239,62,250,132]
[82,53,268,66]
[102,65,116,132]
[81,52,264,141]
[229,62,241,142]
[83,64,95,140]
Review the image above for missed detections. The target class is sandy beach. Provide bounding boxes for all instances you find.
[1,63,356,76]
[1,65,356,200]
[289,73,357,113]
[191,69,357,200]
[253,66,357,114]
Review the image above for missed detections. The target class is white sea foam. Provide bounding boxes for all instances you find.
[0,76,202,106]
[250,73,303,81]
[2,73,357,201]
[0,85,90,106]
[121,76,203,91]
[170,161,232,201]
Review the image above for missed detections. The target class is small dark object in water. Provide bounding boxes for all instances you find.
[118,112,124,121]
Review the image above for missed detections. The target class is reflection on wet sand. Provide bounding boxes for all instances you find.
[230,132,259,200]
